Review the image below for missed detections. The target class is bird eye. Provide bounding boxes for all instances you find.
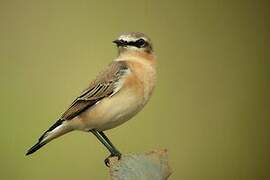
[135,38,146,47]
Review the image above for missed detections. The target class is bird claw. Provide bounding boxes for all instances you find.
[104,152,122,167]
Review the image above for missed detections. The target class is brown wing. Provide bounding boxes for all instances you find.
[60,61,129,120]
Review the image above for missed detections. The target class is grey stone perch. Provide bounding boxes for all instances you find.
[108,149,172,180]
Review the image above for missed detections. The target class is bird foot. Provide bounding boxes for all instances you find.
[104,152,122,167]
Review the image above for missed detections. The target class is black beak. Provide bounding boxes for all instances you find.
[113,39,125,46]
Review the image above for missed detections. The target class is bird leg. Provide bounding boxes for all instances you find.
[90,129,121,166]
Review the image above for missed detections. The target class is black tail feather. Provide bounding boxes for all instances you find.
[38,119,64,142]
[26,141,46,155]
[26,119,64,156]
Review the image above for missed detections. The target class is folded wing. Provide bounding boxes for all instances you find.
[61,61,129,120]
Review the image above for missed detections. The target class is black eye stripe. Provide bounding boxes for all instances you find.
[126,39,147,48]
[115,38,149,48]
[126,41,137,46]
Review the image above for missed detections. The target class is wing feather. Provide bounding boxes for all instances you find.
[60,61,129,120]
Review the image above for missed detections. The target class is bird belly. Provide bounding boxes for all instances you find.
[76,87,144,131]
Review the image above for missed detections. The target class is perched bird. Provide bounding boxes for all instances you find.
[26,32,157,166]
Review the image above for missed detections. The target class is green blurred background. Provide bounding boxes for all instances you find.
[0,0,269,179]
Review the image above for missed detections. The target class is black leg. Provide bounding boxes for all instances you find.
[99,131,120,153]
[90,129,121,166]
[90,129,115,154]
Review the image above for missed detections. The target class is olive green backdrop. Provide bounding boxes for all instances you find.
[0,0,269,179]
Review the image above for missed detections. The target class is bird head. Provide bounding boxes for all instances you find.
[113,32,153,54]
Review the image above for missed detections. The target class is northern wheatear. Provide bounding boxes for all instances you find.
[26,32,157,165]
